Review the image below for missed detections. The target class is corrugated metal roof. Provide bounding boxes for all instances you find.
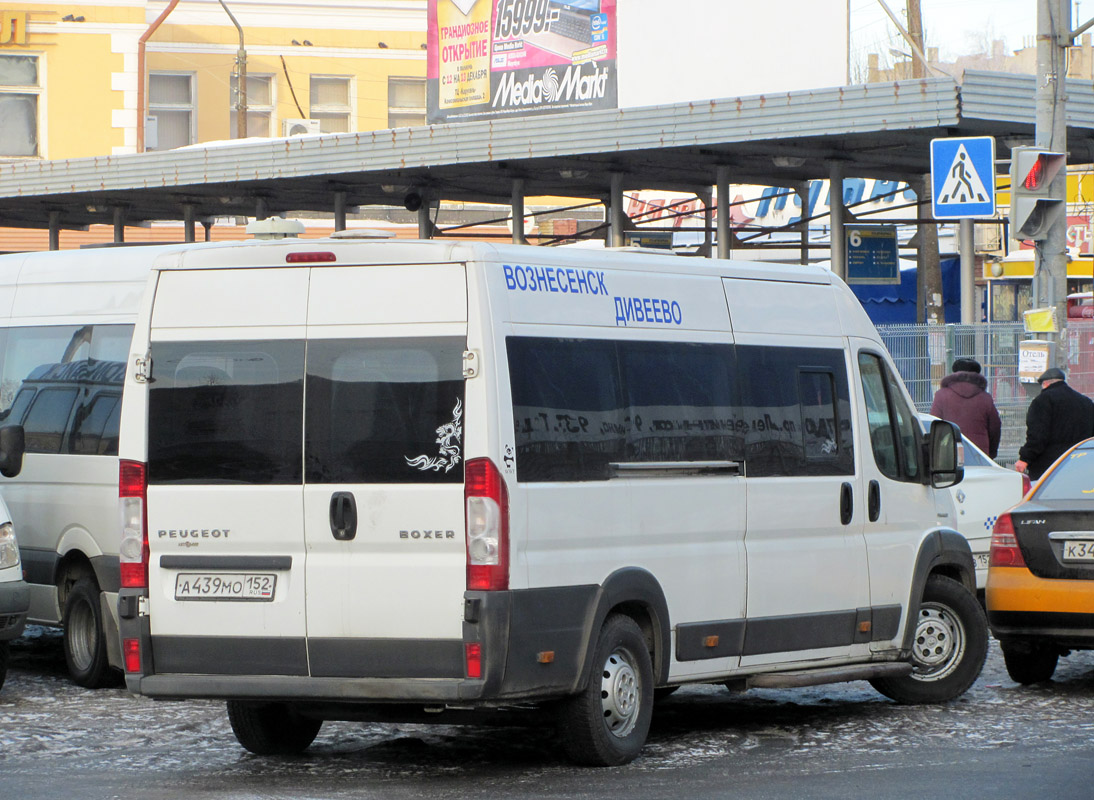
[0,70,1090,232]
[957,70,1094,130]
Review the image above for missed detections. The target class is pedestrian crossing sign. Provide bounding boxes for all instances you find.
[930,136,996,219]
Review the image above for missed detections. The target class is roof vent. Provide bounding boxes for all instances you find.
[246,218,306,239]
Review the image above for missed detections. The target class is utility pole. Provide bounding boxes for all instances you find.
[907,0,944,323]
[218,0,247,139]
[1036,0,1071,362]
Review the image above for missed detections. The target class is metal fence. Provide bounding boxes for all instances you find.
[876,321,1094,465]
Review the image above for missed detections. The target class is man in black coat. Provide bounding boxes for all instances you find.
[1015,367,1094,480]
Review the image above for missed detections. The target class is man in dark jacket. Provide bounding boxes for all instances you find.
[929,358,1002,458]
[1015,367,1094,480]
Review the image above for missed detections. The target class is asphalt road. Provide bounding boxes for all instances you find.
[2,626,1092,800]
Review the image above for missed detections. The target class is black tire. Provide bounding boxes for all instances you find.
[558,614,654,767]
[227,700,322,755]
[62,575,115,689]
[0,641,9,692]
[1001,639,1059,685]
[870,574,988,704]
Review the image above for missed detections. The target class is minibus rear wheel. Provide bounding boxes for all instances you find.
[559,614,654,766]
[227,700,323,755]
[62,575,114,688]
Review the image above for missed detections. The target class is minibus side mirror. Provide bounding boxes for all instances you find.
[927,419,963,489]
[0,424,25,478]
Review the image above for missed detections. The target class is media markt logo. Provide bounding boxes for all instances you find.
[492,63,610,109]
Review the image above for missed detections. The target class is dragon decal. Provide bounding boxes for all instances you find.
[405,398,463,473]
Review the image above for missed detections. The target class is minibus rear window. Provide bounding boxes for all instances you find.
[305,337,466,484]
[148,340,305,484]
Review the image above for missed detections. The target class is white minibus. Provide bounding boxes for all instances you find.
[0,245,189,686]
[17,238,986,764]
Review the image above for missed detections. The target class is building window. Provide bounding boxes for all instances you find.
[309,75,352,133]
[0,54,40,157]
[230,74,274,138]
[388,77,425,128]
[148,73,195,150]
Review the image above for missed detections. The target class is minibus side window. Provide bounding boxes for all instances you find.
[69,393,121,455]
[0,325,87,414]
[22,387,79,454]
[736,345,854,477]
[507,337,742,482]
[508,337,624,482]
[618,341,741,464]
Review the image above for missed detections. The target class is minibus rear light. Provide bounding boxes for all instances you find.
[119,460,149,589]
[123,638,141,673]
[286,251,336,263]
[465,458,509,591]
[465,642,482,678]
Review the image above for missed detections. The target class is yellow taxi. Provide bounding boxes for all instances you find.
[986,437,1094,684]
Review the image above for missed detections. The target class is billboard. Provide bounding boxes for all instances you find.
[427,0,618,123]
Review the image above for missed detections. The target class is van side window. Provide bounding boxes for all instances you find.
[22,387,79,453]
[858,352,921,481]
[736,345,854,477]
[507,337,741,482]
[148,340,305,484]
[507,337,625,481]
[69,393,121,455]
[305,337,466,484]
[0,326,89,413]
[619,341,739,463]
[0,324,131,456]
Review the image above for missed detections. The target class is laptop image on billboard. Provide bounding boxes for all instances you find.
[525,0,601,58]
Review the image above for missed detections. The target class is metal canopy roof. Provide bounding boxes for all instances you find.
[2,70,1093,231]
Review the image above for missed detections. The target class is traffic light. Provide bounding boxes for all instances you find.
[1009,146,1066,241]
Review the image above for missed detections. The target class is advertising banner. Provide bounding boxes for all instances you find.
[427,0,618,123]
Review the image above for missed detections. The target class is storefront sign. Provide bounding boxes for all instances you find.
[427,0,618,123]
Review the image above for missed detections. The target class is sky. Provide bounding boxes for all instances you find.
[851,0,1049,68]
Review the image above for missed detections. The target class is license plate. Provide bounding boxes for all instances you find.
[174,573,276,601]
[974,553,990,569]
[1062,541,1094,562]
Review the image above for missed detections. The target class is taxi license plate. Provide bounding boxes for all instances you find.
[1062,541,1094,562]
[974,553,990,570]
[174,573,276,601]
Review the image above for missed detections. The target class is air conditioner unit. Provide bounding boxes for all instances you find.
[282,118,321,136]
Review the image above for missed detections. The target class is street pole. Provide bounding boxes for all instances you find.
[1036,0,1069,363]
[907,0,943,323]
[218,0,247,139]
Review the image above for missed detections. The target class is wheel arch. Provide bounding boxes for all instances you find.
[902,527,976,654]
[574,567,671,692]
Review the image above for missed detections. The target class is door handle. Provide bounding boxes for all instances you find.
[868,480,881,522]
[329,491,358,541]
[840,482,853,525]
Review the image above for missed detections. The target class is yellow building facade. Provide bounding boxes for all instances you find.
[0,1,427,160]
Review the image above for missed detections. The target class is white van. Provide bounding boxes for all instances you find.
[0,246,179,686]
[0,492,28,691]
[113,238,986,766]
